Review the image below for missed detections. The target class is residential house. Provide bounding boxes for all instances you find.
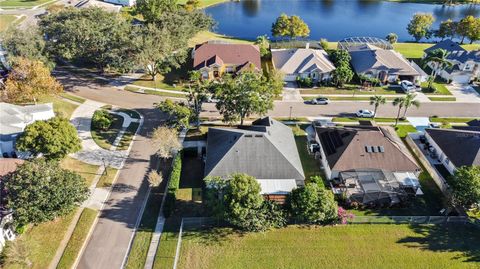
[348,44,426,84]
[192,42,262,80]
[0,159,24,251]
[271,47,336,82]
[424,39,480,84]
[204,117,305,202]
[424,128,480,176]
[0,103,55,157]
[313,125,421,205]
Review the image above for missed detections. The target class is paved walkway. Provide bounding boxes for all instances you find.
[70,100,129,169]
[283,87,303,101]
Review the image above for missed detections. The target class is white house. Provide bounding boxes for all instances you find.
[424,39,480,84]
[424,128,480,175]
[271,47,336,82]
[0,103,55,157]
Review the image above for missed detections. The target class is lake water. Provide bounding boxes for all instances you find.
[205,0,479,41]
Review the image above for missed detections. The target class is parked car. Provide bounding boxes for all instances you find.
[310,97,329,105]
[356,109,375,118]
[400,80,418,93]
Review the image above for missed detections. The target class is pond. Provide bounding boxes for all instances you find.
[205,0,479,41]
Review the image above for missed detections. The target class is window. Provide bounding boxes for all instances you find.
[445,158,450,165]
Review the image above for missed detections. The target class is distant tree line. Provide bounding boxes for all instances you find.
[407,13,480,43]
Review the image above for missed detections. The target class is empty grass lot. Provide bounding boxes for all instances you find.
[57,208,98,269]
[5,212,76,269]
[177,224,480,269]
[0,0,53,7]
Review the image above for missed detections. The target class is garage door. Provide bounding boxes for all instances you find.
[452,74,471,84]
[284,74,297,82]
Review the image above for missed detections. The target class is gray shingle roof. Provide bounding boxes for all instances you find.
[204,117,305,183]
[426,128,480,167]
[425,39,464,54]
[271,48,335,75]
[348,44,420,76]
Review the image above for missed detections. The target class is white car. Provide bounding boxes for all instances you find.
[400,80,417,93]
[356,109,375,118]
[310,97,330,105]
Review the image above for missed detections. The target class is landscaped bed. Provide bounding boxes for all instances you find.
[177,224,480,269]
[91,112,123,150]
[299,85,403,95]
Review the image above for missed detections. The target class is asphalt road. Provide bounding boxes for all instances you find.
[58,76,166,269]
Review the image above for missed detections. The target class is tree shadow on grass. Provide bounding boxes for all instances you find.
[398,224,480,263]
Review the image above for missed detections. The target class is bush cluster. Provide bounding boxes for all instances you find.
[296,76,314,88]
[92,109,113,131]
[163,151,182,217]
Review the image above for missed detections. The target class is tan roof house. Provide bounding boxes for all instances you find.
[192,41,262,80]
[313,125,422,205]
[271,48,336,82]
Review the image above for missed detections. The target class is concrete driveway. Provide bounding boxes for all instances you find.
[447,84,480,103]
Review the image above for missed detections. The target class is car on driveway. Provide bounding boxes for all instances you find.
[356,109,375,118]
[400,80,418,93]
[309,97,330,105]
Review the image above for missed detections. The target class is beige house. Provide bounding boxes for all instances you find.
[192,42,262,80]
[271,48,336,82]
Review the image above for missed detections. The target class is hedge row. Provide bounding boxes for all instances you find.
[163,151,182,217]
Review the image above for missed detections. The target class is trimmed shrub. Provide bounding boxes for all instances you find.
[163,151,183,217]
[92,110,112,130]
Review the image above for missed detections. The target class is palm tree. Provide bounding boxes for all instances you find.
[402,93,421,118]
[423,48,453,89]
[369,95,386,118]
[392,97,405,126]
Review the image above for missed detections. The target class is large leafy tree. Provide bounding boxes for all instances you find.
[2,27,53,69]
[271,13,310,39]
[449,166,480,209]
[186,71,210,127]
[287,183,338,224]
[422,48,453,89]
[329,49,351,66]
[456,15,480,44]
[2,57,62,104]
[435,19,457,41]
[332,65,353,88]
[3,158,89,226]
[39,7,137,72]
[156,99,192,129]
[214,72,277,125]
[407,13,435,41]
[16,117,81,160]
[223,173,286,232]
[254,35,270,57]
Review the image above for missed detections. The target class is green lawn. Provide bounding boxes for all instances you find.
[421,82,452,95]
[96,167,119,188]
[118,122,140,150]
[299,85,402,95]
[303,96,397,101]
[0,0,54,7]
[178,0,226,8]
[395,124,417,138]
[60,93,86,104]
[393,42,480,59]
[38,95,79,119]
[178,224,480,269]
[60,157,99,186]
[5,211,76,269]
[294,133,324,185]
[189,31,253,47]
[0,15,21,32]
[153,219,181,269]
[430,117,477,123]
[91,112,123,150]
[132,75,185,92]
[57,208,98,269]
[124,86,187,99]
[428,97,457,102]
[125,189,164,269]
[332,117,406,123]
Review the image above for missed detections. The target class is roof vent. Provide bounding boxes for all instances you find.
[245,134,252,137]
[255,134,263,138]
[365,145,373,153]
[378,146,385,153]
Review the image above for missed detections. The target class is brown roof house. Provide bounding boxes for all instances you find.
[192,41,262,80]
[313,125,422,205]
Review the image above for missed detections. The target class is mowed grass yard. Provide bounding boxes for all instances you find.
[178,224,480,269]
[0,0,53,7]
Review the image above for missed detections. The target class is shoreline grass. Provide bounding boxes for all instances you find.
[56,208,98,269]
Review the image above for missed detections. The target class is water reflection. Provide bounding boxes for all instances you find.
[242,0,260,17]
